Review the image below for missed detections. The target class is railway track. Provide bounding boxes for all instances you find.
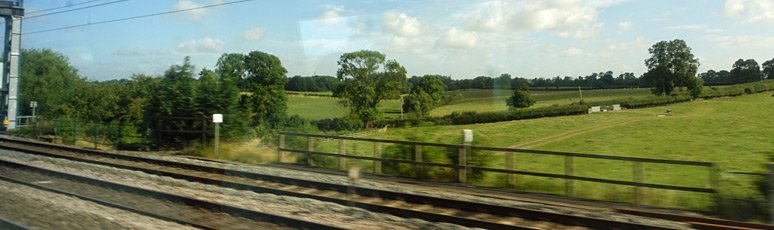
[0,135,769,230]
[0,216,31,230]
[0,158,338,230]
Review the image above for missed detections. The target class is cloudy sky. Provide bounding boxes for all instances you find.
[17,0,774,80]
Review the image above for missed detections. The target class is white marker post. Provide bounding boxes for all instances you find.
[212,114,223,157]
[348,166,361,208]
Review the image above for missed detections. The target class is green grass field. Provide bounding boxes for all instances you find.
[286,94,402,120]
[432,88,653,116]
[287,88,654,119]
[293,92,772,212]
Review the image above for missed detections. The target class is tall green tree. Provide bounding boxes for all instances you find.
[146,57,199,145]
[763,58,774,80]
[506,81,535,108]
[243,51,288,130]
[19,49,85,119]
[334,50,407,127]
[642,39,701,96]
[197,68,252,140]
[403,75,446,118]
[730,58,763,83]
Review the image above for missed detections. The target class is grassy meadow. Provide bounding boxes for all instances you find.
[285,92,773,212]
[287,94,403,120]
[286,88,654,120]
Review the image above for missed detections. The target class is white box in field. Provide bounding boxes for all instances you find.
[213,114,223,123]
[462,129,473,144]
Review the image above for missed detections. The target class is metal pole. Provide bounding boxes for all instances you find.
[634,162,643,204]
[213,123,220,157]
[565,156,574,197]
[768,163,774,224]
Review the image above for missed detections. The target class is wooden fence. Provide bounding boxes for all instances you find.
[278,132,719,204]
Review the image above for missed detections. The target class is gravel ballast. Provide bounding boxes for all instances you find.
[0,180,198,230]
[0,149,475,230]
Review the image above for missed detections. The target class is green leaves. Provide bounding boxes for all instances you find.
[336,50,407,127]
[644,39,701,96]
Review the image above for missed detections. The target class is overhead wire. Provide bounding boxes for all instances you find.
[23,0,257,35]
[26,0,111,14]
[25,0,131,19]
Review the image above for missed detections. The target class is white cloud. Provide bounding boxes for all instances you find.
[242,27,265,41]
[172,0,210,20]
[462,0,614,39]
[177,37,224,54]
[318,5,344,26]
[617,21,632,31]
[704,35,774,48]
[723,0,774,23]
[663,24,707,30]
[437,28,477,49]
[383,11,420,37]
[561,47,584,57]
[663,24,725,33]
[723,0,745,16]
[114,48,171,57]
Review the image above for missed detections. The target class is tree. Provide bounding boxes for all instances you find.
[19,49,86,119]
[402,91,433,118]
[506,81,534,108]
[243,51,288,130]
[494,73,512,89]
[403,75,446,118]
[643,39,701,96]
[763,58,774,80]
[731,59,763,83]
[334,50,407,127]
[198,67,252,140]
[146,57,200,145]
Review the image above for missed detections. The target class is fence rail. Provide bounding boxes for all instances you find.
[278,132,719,205]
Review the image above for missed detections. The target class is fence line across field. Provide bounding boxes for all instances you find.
[278,132,719,205]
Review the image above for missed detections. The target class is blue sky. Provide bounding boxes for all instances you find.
[17,0,774,80]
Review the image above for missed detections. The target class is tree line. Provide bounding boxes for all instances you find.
[16,39,772,146]
[699,58,774,85]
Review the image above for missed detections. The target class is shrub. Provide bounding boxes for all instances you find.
[313,117,363,131]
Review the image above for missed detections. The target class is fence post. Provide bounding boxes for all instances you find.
[458,146,467,183]
[277,134,285,163]
[768,163,774,224]
[506,152,514,187]
[414,144,422,178]
[374,142,382,175]
[633,161,643,204]
[306,137,314,166]
[338,139,347,170]
[710,163,721,213]
[565,155,574,197]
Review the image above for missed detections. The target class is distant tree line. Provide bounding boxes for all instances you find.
[285,75,340,92]
[699,58,774,85]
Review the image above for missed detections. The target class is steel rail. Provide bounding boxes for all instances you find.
[0,136,680,230]
[0,158,343,230]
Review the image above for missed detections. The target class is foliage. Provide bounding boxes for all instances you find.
[243,51,289,131]
[506,88,535,108]
[642,39,701,96]
[285,75,341,92]
[442,105,589,125]
[198,67,253,141]
[334,50,407,127]
[313,117,363,131]
[404,75,446,118]
[19,49,86,119]
[381,133,494,181]
[763,58,774,80]
[146,57,202,146]
[731,59,764,83]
